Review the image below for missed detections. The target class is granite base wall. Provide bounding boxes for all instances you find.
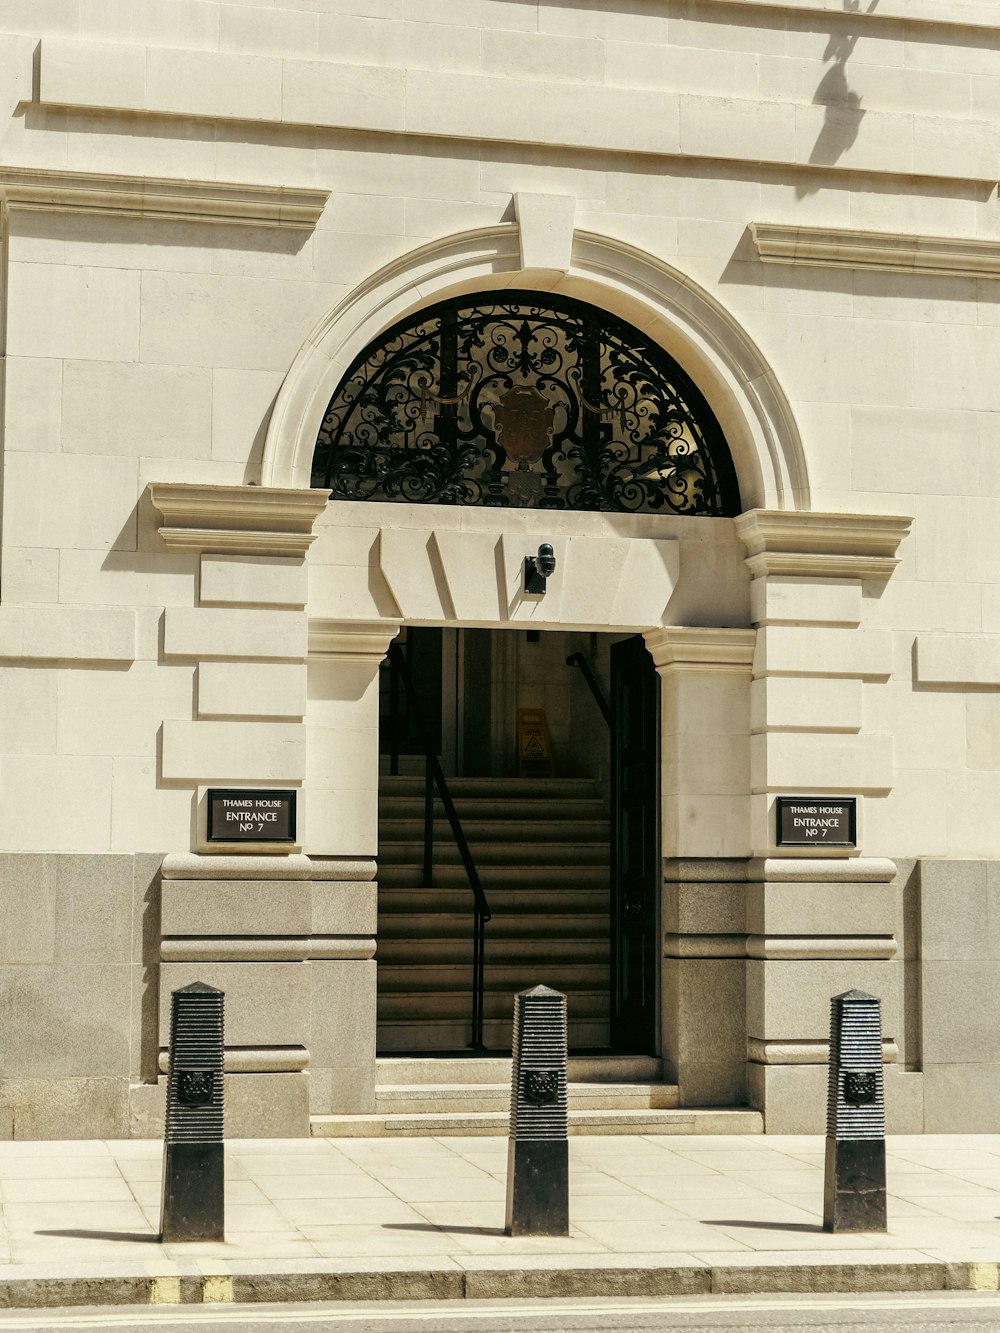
[0,853,159,1139]
[0,853,377,1139]
[918,859,1000,1133]
[0,853,995,1137]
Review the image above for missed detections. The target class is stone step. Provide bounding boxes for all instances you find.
[378,912,609,940]
[378,841,610,867]
[379,864,609,889]
[379,798,608,821]
[378,962,607,993]
[311,1107,764,1138]
[377,937,609,965]
[375,1018,609,1051]
[377,989,609,1019]
[374,1055,663,1085]
[378,887,609,914]
[380,777,600,798]
[379,819,612,843]
[374,1082,679,1114]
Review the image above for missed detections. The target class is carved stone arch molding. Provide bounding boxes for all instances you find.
[260,224,808,512]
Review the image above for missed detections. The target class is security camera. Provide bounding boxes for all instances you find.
[524,543,557,594]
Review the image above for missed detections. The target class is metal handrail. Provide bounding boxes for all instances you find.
[566,652,611,727]
[385,642,491,1051]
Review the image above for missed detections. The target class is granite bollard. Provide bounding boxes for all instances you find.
[159,981,226,1243]
[505,984,569,1237]
[823,989,887,1233]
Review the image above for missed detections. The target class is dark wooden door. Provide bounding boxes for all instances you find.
[610,634,660,1053]
[380,627,443,760]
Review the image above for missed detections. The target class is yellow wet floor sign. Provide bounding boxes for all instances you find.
[518,707,553,777]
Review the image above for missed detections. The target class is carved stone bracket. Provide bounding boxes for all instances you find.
[736,510,912,580]
[149,482,330,558]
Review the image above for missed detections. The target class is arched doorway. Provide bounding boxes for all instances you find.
[307,289,742,1059]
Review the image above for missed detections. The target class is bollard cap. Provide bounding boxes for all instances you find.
[174,981,224,996]
[516,984,564,999]
[833,989,878,1003]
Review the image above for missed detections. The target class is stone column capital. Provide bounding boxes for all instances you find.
[645,625,756,674]
[307,619,401,664]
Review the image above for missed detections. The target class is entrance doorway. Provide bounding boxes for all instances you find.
[375,628,660,1056]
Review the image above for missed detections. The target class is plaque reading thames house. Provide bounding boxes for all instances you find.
[207,789,296,844]
[777,797,856,848]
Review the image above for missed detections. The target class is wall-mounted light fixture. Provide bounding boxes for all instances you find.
[524,543,557,595]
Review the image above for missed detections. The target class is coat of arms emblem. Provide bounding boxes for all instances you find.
[177,1070,215,1106]
[523,1070,559,1106]
[842,1071,877,1106]
[493,386,555,465]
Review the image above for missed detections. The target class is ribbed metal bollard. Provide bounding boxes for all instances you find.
[159,982,225,1242]
[823,989,887,1233]
[505,985,569,1237]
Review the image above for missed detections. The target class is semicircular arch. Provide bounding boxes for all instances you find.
[260,225,807,511]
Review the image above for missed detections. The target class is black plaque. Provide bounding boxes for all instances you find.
[777,797,856,848]
[207,788,296,844]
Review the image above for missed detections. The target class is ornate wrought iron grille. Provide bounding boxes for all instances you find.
[311,292,740,516]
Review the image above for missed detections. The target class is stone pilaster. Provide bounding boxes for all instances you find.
[141,482,335,1135]
[646,627,754,1106]
[735,510,918,1132]
[304,620,401,1119]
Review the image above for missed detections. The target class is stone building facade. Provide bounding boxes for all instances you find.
[0,0,997,1138]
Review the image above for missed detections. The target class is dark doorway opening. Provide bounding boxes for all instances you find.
[376,628,660,1057]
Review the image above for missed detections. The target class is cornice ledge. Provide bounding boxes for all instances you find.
[308,618,401,662]
[751,222,1000,280]
[736,510,911,579]
[0,167,328,230]
[645,625,756,671]
[149,482,329,557]
[698,0,1000,31]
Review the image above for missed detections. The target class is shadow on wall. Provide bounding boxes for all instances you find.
[797,0,879,197]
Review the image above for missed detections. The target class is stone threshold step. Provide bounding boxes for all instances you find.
[311,1108,763,1137]
[375,1020,610,1050]
[381,777,599,795]
[375,1054,663,1084]
[378,841,611,866]
[380,819,611,840]
[374,1081,679,1114]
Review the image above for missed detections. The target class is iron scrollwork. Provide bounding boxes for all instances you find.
[311,292,740,516]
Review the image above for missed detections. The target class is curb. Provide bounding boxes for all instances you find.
[0,1260,999,1309]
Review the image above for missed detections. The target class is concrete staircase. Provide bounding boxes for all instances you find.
[375,774,613,1052]
[310,1056,763,1137]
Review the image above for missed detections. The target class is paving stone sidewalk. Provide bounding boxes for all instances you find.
[4,1133,1000,1307]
